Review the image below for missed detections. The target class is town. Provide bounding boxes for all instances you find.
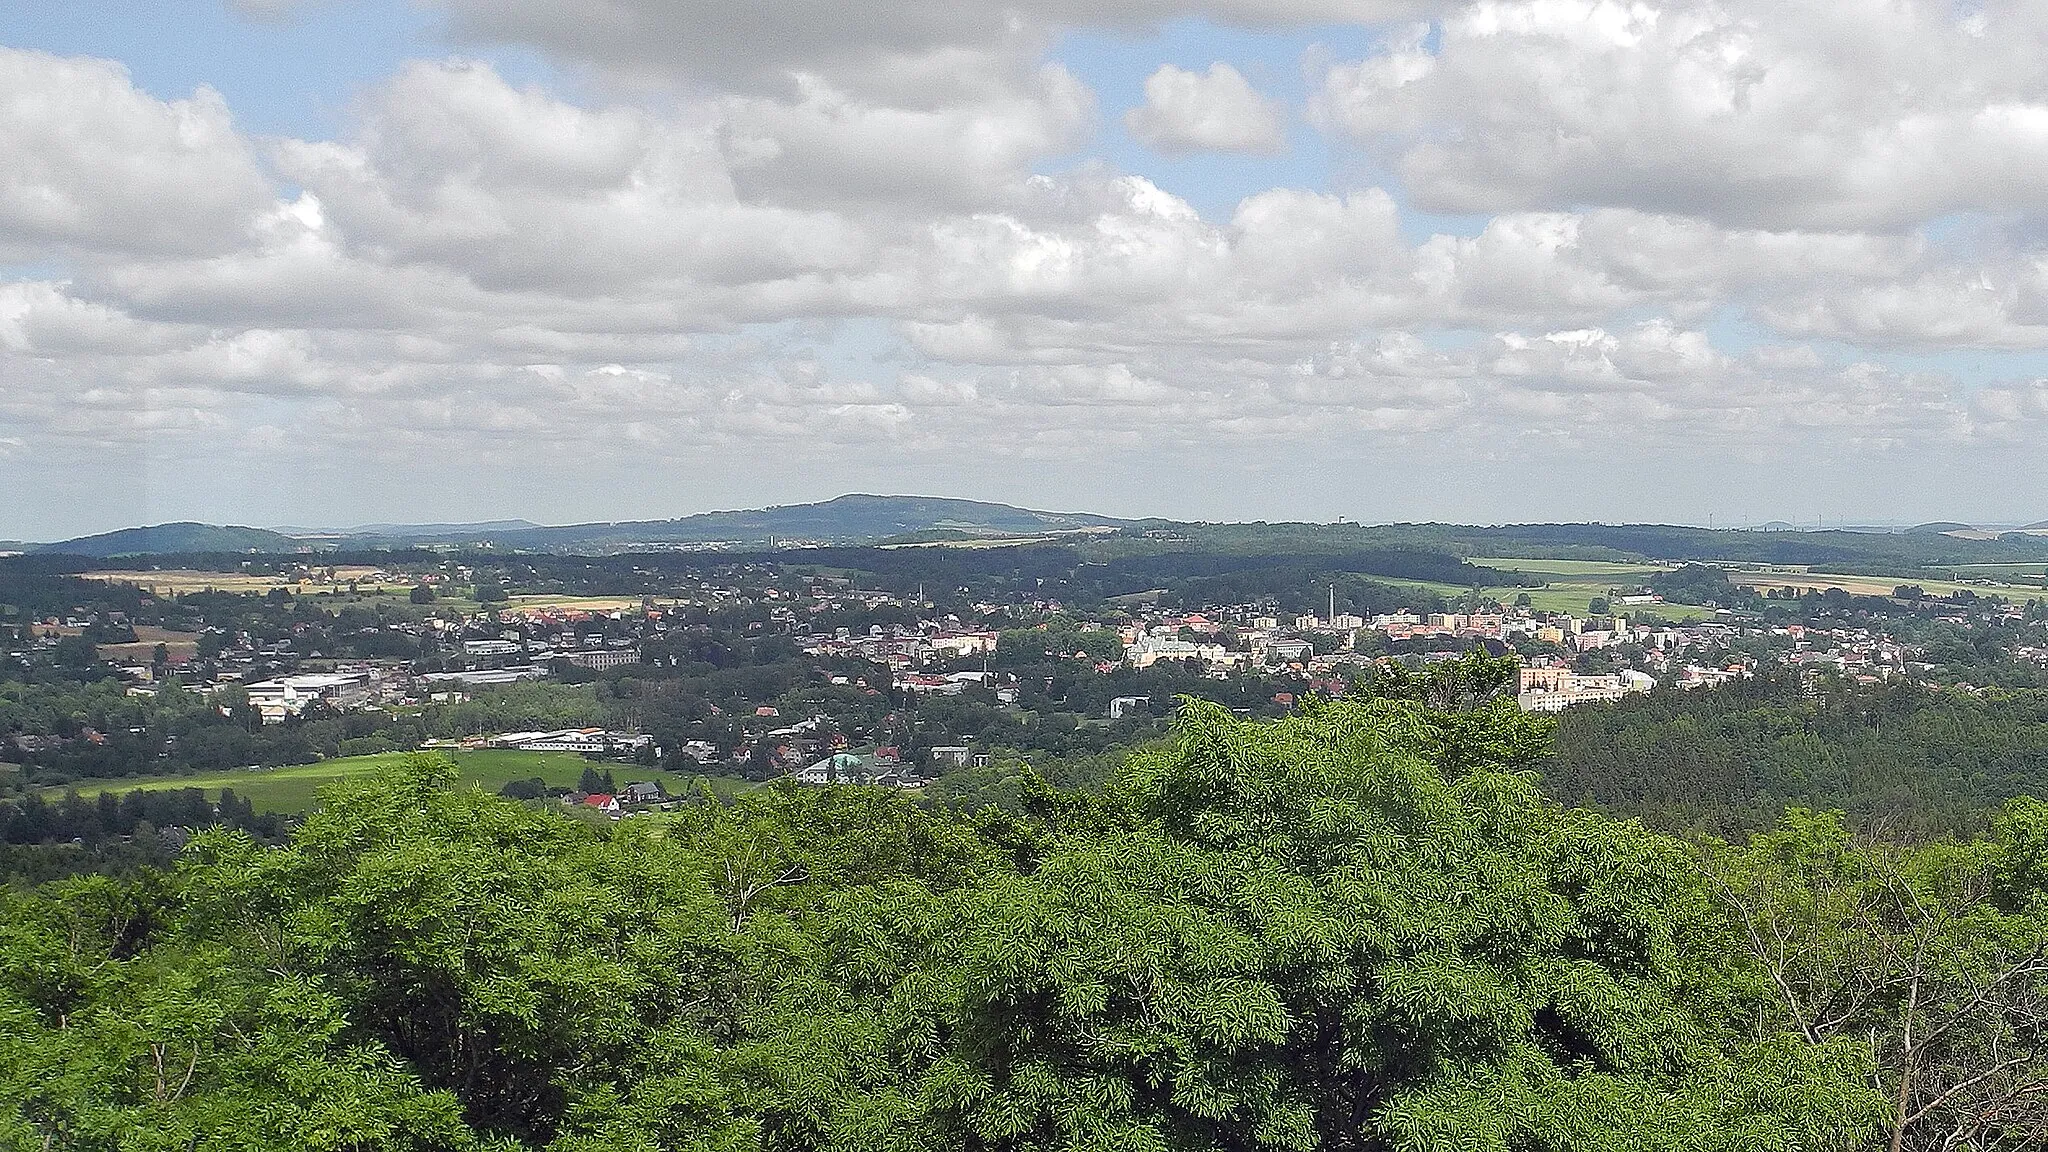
[7,544,2044,816]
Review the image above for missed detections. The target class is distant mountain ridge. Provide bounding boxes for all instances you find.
[32,496,1144,555]
[26,499,2048,562]
[460,494,1145,551]
[34,522,304,557]
[277,519,544,538]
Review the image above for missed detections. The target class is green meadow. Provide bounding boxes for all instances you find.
[45,748,727,814]
[1383,557,1711,621]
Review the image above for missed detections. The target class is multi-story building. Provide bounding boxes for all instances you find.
[243,671,375,723]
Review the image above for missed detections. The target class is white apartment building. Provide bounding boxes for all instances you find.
[1516,667,1656,712]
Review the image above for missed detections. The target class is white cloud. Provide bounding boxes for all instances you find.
[1126,62,1287,155]
[433,0,1442,91]
[0,48,271,257]
[18,5,2048,532]
[1313,0,2048,230]
[265,61,879,300]
[723,64,1096,210]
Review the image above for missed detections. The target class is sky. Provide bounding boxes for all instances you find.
[8,1,2048,539]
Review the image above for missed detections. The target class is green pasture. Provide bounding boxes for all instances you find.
[1932,563,2048,586]
[1385,548,2044,618]
[47,748,723,814]
[1378,561,1710,622]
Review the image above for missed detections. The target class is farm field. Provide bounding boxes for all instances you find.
[45,749,725,814]
[504,595,650,613]
[1477,555,2043,610]
[96,625,204,664]
[1725,567,2047,599]
[1371,575,1709,621]
[1950,563,2048,577]
[1381,556,1711,621]
[77,568,490,614]
[80,566,411,595]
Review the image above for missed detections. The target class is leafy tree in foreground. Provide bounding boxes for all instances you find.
[1712,805,2048,1151]
[830,697,1883,1151]
[0,701,1898,1150]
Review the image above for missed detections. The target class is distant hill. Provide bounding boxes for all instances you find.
[26,500,2048,566]
[29,497,1146,556]
[1906,521,1976,535]
[36,522,306,557]
[305,519,545,541]
[446,495,1146,551]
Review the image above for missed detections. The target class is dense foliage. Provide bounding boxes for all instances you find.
[1647,563,1746,607]
[1546,673,2048,837]
[25,694,2046,1150]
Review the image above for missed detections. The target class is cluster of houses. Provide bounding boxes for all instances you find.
[570,779,668,816]
[1096,599,1967,708]
[799,625,1001,670]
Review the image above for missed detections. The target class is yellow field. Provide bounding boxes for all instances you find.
[83,569,277,593]
[1727,568,2045,598]
[505,595,649,613]
[82,566,411,595]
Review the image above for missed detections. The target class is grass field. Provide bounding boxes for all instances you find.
[1375,557,1710,621]
[79,568,484,614]
[47,749,724,814]
[1726,567,2047,599]
[97,625,204,664]
[81,567,412,596]
[1473,555,2044,611]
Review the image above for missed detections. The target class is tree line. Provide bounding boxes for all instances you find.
[1545,670,2048,837]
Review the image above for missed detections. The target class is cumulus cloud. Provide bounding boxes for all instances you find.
[1313,0,2048,230]
[268,61,879,298]
[16,1,2048,531]
[0,48,271,258]
[1126,62,1287,154]
[723,64,1096,210]
[433,0,1442,91]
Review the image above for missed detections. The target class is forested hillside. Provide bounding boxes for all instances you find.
[1546,673,2048,837]
[7,694,2048,1150]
